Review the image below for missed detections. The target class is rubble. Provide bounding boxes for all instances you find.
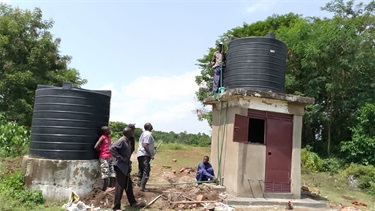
[81,172,224,210]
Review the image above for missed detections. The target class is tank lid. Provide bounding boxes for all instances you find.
[36,82,112,97]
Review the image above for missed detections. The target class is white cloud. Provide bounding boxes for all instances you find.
[122,71,199,101]
[149,102,196,122]
[246,0,277,13]
[99,83,119,98]
[105,70,211,134]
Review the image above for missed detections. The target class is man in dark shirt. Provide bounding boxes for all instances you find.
[127,123,136,154]
[110,127,145,210]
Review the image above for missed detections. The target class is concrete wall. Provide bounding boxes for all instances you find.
[210,103,242,195]
[238,143,266,197]
[210,96,306,199]
[22,155,101,201]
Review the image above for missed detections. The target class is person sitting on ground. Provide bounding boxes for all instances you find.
[196,155,216,182]
[94,126,116,191]
[110,127,145,210]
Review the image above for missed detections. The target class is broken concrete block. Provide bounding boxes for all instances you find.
[196,194,204,201]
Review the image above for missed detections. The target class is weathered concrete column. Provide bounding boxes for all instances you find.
[22,155,101,201]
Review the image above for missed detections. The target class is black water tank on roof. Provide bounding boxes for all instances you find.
[29,82,111,160]
[223,34,287,93]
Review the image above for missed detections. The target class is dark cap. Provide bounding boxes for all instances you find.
[127,123,136,129]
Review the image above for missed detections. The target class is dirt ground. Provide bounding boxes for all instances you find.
[81,171,223,210]
[80,160,344,211]
[81,154,227,210]
[1,156,23,175]
[80,171,345,211]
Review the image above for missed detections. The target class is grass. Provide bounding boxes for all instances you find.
[302,172,375,210]
[0,196,63,211]
[131,142,210,182]
[152,142,209,168]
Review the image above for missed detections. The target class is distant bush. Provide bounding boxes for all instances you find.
[0,114,30,157]
[321,157,344,174]
[164,143,187,150]
[109,121,126,139]
[0,171,44,207]
[341,163,375,195]
[109,121,212,146]
[369,182,375,195]
[301,146,323,172]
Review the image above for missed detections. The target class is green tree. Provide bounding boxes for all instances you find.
[195,13,303,125]
[109,121,126,139]
[195,0,375,157]
[341,103,375,166]
[0,4,87,126]
[279,0,375,155]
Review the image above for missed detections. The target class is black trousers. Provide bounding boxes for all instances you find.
[113,166,136,210]
[137,156,151,180]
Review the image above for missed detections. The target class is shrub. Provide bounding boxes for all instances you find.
[369,182,375,195]
[0,171,45,207]
[321,157,344,173]
[341,163,375,195]
[341,103,375,166]
[341,134,375,166]
[301,146,323,172]
[0,114,30,157]
[109,121,126,139]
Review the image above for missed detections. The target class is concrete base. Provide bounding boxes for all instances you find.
[225,197,327,209]
[22,155,102,201]
[263,192,294,199]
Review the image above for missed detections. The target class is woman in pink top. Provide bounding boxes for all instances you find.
[94,126,116,191]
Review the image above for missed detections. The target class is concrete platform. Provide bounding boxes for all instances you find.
[22,155,102,201]
[225,197,327,209]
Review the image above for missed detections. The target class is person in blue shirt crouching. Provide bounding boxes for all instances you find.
[196,155,216,183]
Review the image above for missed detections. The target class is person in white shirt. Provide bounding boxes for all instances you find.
[136,122,155,192]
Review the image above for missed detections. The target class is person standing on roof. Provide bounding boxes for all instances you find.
[211,42,225,94]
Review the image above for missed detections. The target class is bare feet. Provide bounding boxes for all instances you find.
[105,187,115,192]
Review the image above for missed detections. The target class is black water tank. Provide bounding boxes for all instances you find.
[29,82,111,160]
[223,35,287,93]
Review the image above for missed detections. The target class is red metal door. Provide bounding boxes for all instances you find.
[233,114,249,143]
[265,117,293,192]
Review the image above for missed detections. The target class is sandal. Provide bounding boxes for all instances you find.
[131,202,146,208]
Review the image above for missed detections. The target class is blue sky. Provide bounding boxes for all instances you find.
[2,0,359,134]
